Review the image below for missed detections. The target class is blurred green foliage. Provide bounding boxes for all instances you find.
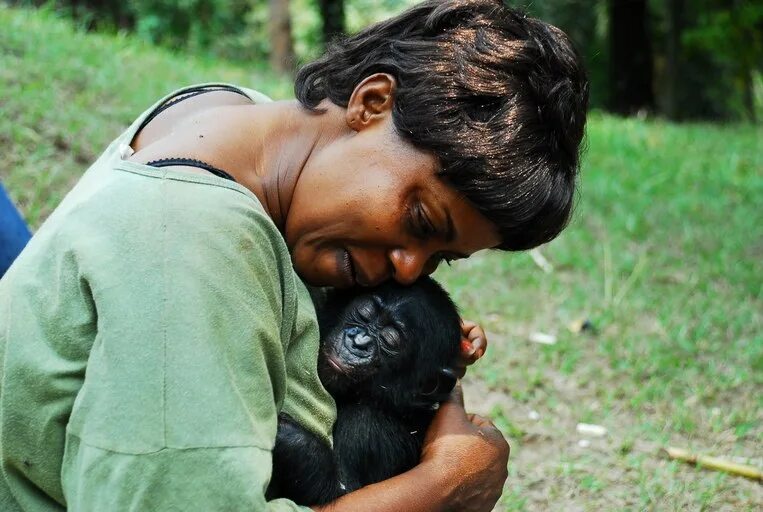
[681,0,763,119]
[129,0,254,59]
[513,0,763,121]
[9,0,419,66]
[10,0,762,119]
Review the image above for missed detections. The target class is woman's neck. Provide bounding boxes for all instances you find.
[239,99,347,233]
[129,97,348,234]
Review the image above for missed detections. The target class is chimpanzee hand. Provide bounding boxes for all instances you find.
[420,382,509,512]
[455,319,488,378]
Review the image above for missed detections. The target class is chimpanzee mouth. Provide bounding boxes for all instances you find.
[326,354,345,373]
[325,353,349,375]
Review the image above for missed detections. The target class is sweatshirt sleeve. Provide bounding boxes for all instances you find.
[58,172,313,511]
[63,441,311,511]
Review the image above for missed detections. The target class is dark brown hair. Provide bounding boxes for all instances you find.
[295,0,589,250]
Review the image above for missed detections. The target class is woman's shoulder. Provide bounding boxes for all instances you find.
[24,162,289,286]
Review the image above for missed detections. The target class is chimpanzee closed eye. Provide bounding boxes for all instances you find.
[266,277,462,506]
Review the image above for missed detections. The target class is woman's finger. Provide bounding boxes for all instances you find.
[466,413,495,428]
[460,318,478,332]
[459,339,484,364]
[468,337,485,359]
[459,320,488,363]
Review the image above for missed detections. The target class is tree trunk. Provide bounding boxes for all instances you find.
[742,67,756,123]
[608,0,655,115]
[665,0,684,120]
[318,0,345,46]
[269,0,295,75]
[731,0,757,123]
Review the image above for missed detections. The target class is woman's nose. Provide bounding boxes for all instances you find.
[388,247,430,285]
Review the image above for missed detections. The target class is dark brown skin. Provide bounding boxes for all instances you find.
[129,75,509,511]
[313,383,508,512]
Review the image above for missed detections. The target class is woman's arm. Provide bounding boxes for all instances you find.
[55,177,329,512]
[313,384,510,512]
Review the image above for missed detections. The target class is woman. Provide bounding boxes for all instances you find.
[0,0,588,510]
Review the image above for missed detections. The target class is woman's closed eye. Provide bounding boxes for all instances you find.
[407,202,437,240]
[405,199,469,273]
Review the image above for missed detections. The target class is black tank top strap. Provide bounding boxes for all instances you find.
[137,85,251,183]
[135,84,252,137]
[145,157,237,183]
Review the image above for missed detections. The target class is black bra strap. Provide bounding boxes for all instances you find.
[145,157,237,183]
[135,85,252,138]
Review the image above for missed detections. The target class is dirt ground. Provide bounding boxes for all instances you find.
[462,337,762,511]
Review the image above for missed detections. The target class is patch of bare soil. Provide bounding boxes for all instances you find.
[461,340,763,511]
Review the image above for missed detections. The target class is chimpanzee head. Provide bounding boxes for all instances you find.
[316,277,461,411]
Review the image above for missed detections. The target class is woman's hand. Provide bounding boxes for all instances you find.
[420,383,509,512]
[455,319,488,378]
[310,383,509,512]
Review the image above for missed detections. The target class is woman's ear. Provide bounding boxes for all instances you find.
[346,73,397,131]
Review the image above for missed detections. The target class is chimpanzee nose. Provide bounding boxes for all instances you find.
[346,327,372,350]
[353,333,372,348]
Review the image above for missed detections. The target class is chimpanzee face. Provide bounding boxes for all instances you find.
[320,293,410,381]
[316,277,461,408]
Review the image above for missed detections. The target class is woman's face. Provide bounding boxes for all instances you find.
[285,74,501,288]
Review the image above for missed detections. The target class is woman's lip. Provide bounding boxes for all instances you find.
[337,248,375,287]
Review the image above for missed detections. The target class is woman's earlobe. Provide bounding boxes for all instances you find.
[346,114,363,131]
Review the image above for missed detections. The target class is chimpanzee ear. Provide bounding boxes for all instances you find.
[438,367,457,391]
[439,368,458,401]
[416,367,458,407]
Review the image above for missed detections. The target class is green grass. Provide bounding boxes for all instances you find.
[441,113,763,509]
[2,5,762,510]
[0,4,291,225]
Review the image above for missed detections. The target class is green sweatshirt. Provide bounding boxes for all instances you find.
[0,84,336,511]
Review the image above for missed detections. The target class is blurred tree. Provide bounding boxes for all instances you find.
[682,0,762,121]
[653,0,763,121]
[511,0,609,110]
[318,0,345,44]
[124,0,252,58]
[19,0,760,120]
[520,0,761,121]
[270,0,296,74]
[608,0,655,114]
[68,0,133,30]
[664,0,684,120]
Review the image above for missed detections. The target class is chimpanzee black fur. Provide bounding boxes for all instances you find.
[266,277,462,506]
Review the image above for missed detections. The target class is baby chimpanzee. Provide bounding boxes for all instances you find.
[266,277,462,506]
